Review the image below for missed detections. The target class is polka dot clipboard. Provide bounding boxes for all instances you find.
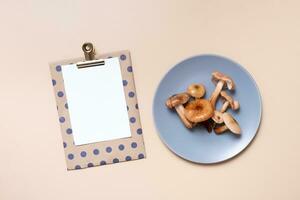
[50,43,146,170]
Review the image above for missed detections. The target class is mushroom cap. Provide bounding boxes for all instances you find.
[233,100,240,110]
[211,71,235,90]
[212,110,224,124]
[166,93,190,109]
[187,84,206,98]
[222,112,241,134]
[184,99,214,123]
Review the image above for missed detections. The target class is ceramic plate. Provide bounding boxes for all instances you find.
[153,55,262,164]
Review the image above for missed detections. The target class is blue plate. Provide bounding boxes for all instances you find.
[153,55,262,164]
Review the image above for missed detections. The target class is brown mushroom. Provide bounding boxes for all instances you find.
[184,99,214,123]
[214,125,227,134]
[166,93,190,109]
[209,72,235,109]
[212,110,224,124]
[214,112,241,135]
[165,93,194,128]
[187,84,206,98]
[221,100,239,113]
[220,91,239,112]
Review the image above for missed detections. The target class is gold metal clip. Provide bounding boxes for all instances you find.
[77,42,105,69]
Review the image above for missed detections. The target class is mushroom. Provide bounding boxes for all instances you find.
[165,93,194,128]
[184,99,214,123]
[187,84,206,98]
[212,110,224,124]
[220,91,240,112]
[221,101,239,113]
[209,72,235,109]
[214,112,241,135]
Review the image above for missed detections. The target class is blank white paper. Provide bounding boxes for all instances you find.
[62,57,131,145]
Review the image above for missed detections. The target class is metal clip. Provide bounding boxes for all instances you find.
[77,42,105,69]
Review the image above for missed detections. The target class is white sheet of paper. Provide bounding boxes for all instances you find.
[62,57,131,145]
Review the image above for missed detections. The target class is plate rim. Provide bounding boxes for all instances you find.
[152,54,262,164]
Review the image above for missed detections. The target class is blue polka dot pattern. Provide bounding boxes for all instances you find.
[138,153,144,159]
[113,158,119,163]
[130,117,136,123]
[93,149,99,155]
[128,91,135,97]
[100,161,106,165]
[80,151,87,157]
[120,54,126,60]
[118,144,125,151]
[75,165,81,169]
[123,80,128,86]
[57,91,64,97]
[127,66,133,72]
[137,128,143,135]
[106,147,112,153]
[87,163,94,167]
[56,65,62,72]
[68,154,74,160]
[125,156,132,161]
[63,142,67,148]
[52,79,56,86]
[66,128,72,134]
[131,142,137,148]
[59,117,65,123]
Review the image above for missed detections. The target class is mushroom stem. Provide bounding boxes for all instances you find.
[221,100,239,112]
[209,80,224,109]
[214,125,228,134]
[220,101,230,113]
[175,105,194,128]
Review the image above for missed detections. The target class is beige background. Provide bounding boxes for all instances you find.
[0,0,299,199]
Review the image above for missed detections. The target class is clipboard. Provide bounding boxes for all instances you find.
[50,43,146,170]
